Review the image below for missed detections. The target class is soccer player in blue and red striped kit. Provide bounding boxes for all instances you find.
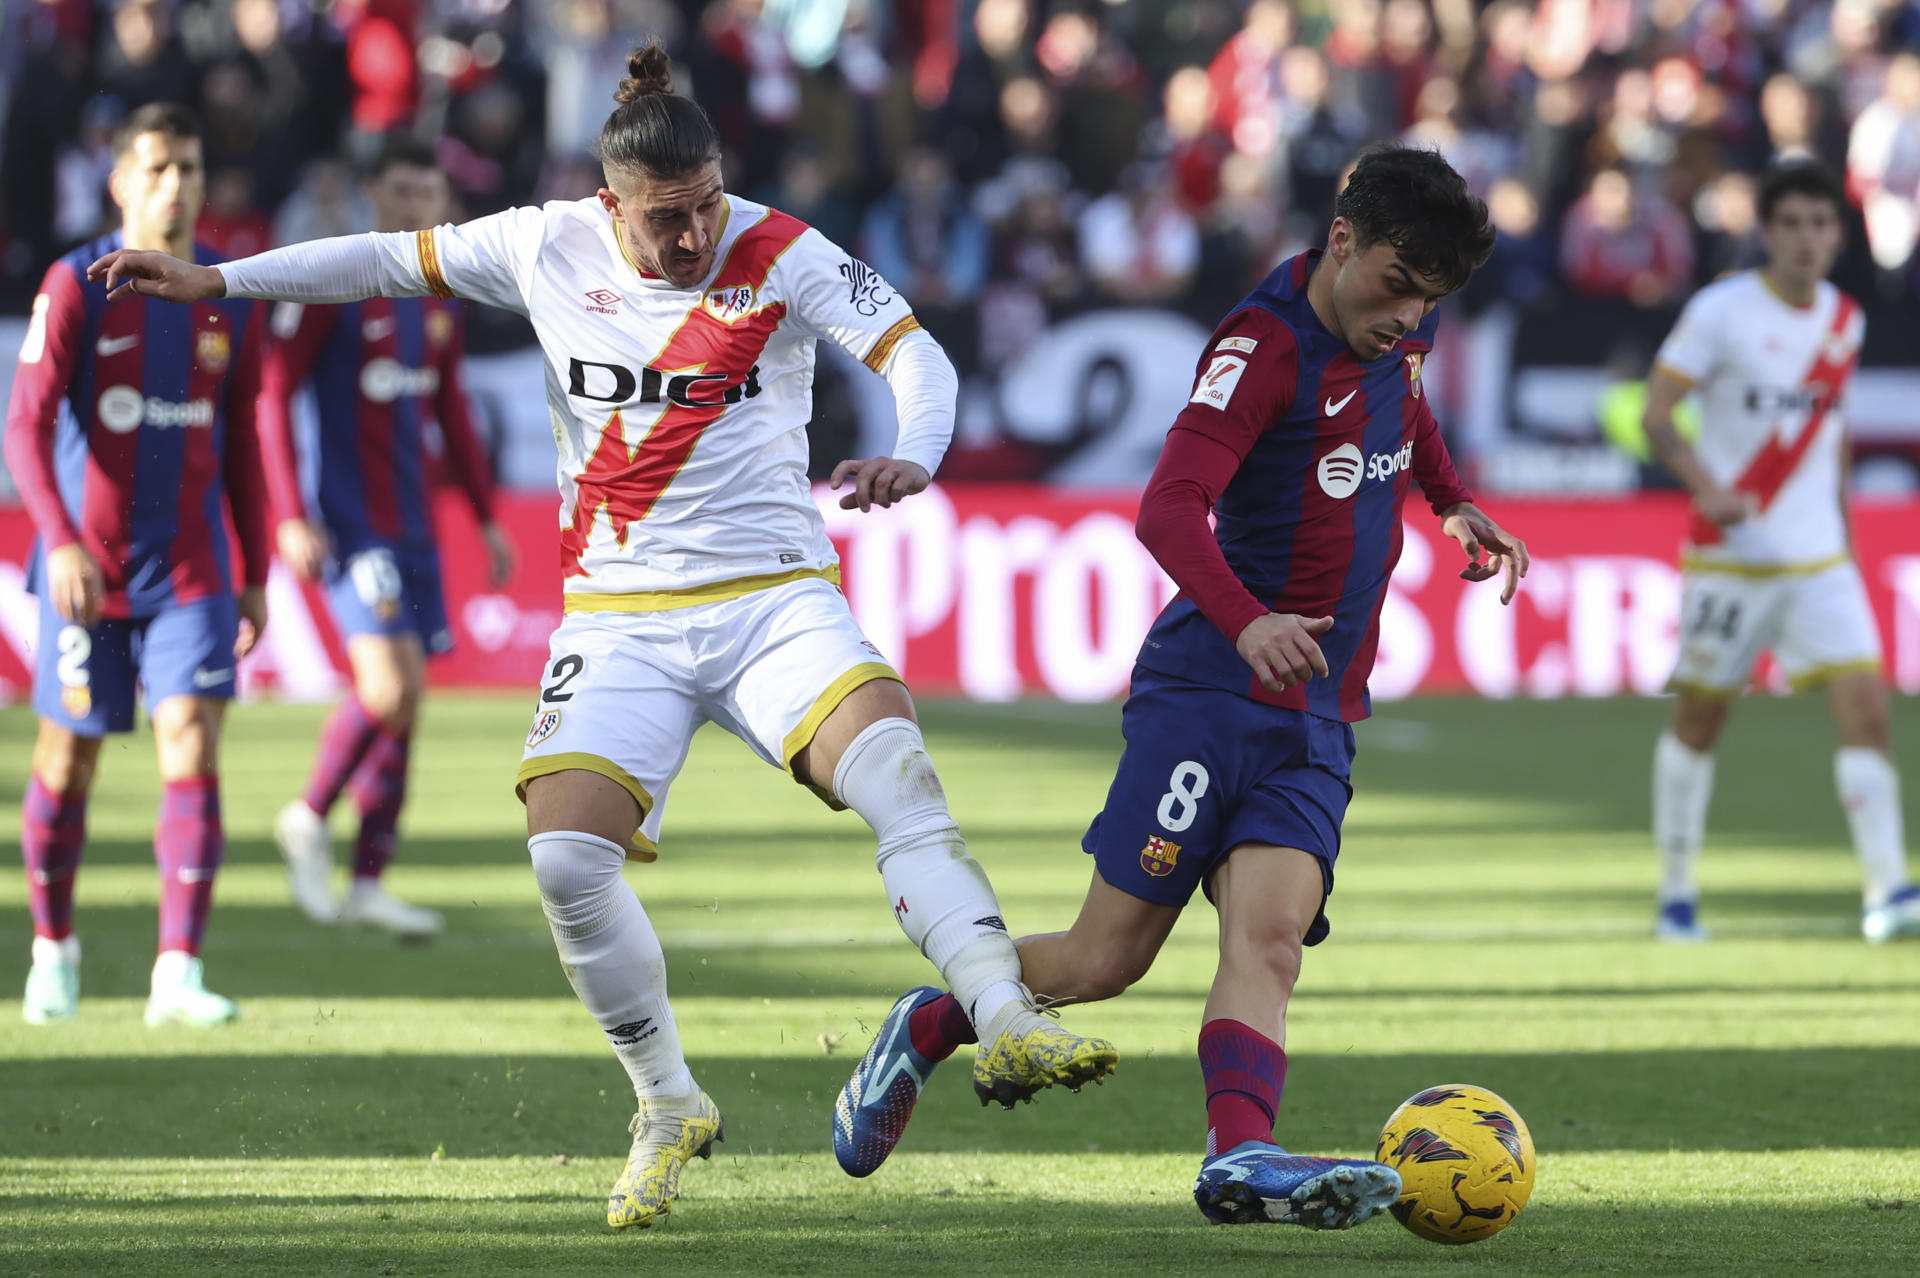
[259,141,514,936]
[6,104,270,1027]
[834,145,1531,1227]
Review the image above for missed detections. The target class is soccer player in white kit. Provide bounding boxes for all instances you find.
[1642,162,1918,944]
[90,45,1118,1227]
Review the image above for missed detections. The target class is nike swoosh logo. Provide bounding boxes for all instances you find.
[96,334,140,356]
[1324,389,1358,416]
[191,668,232,689]
[362,318,395,341]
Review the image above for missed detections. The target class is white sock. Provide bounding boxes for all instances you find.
[1653,732,1714,903]
[833,717,1025,1033]
[528,831,695,1100]
[1834,747,1909,909]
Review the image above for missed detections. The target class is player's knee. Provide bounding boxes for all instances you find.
[1835,684,1892,751]
[1222,920,1305,995]
[1671,696,1729,752]
[357,675,415,730]
[527,831,625,940]
[834,717,955,853]
[32,724,102,794]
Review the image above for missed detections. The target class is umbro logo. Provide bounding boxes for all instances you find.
[584,288,622,313]
[608,1018,656,1045]
[973,915,1007,932]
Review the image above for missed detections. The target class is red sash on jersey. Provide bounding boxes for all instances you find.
[1690,293,1858,547]
[560,211,809,578]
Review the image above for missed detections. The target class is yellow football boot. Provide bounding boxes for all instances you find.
[607,1089,723,1229]
[972,996,1118,1108]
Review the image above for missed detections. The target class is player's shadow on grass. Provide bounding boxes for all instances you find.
[5,1046,1914,1160]
[0,1196,1913,1273]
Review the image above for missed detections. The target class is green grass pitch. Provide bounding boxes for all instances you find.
[2,693,1917,1274]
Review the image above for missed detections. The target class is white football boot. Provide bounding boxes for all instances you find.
[340,879,444,938]
[1863,885,1920,943]
[275,800,342,923]
[145,950,238,1027]
[22,935,80,1024]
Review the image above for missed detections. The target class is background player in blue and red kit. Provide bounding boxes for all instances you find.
[834,145,1531,1226]
[258,141,515,938]
[5,104,270,1028]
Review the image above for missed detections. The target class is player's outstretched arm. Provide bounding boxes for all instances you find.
[87,250,225,303]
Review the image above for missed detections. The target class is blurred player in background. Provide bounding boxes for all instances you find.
[4,104,269,1028]
[838,145,1528,1229]
[89,44,1115,1230]
[260,141,515,938]
[1643,162,1918,945]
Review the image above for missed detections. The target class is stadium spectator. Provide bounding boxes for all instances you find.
[98,0,197,111]
[1560,166,1694,307]
[1848,50,1920,276]
[1206,0,1296,159]
[1079,161,1200,306]
[861,144,990,310]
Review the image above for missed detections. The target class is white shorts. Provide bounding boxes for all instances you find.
[515,578,898,860]
[1669,558,1882,696]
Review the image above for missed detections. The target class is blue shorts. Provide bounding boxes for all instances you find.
[324,541,452,655]
[33,594,238,735]
[1082,668,1356,946]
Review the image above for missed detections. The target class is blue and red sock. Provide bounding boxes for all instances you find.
[22,777,87,941]
[1198,1017,1286,1155]
[908,991,979,1061]
[155,776,224,955]
[302,698,382,817]
[349,729,411,882]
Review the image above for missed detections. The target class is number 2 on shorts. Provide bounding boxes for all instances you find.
[542,654,585,703]
[1156,760,1210,833]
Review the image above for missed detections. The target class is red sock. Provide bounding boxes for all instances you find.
[1198,1018,1286,1155]
[22,777,87,940]
[349,728,411,881]
[908,992,979,1061]
[302,698,381,816]
[155,776,223,955]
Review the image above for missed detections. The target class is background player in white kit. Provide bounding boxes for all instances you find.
[90,45,1117,1229]
[1642,162,1918,945]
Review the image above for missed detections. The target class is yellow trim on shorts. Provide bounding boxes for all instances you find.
[781,662,903,777]
[863,315,923,372]
[417,228,453,299]
[1788,659,1882,693]
[1680,553,1848,578]
[514,753,660,863]
[564,565,842,614]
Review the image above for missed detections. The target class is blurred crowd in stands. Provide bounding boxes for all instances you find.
[4,0,1920,370]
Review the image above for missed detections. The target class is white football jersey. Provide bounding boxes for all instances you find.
[1654,271,1864,569]
[407,194,924,601]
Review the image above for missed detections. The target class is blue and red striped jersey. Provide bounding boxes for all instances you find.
[1134,251,1474,722]
[258,296,493,555]
[3,232,269,618]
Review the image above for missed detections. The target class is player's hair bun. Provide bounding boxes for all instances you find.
[614,44,676,104]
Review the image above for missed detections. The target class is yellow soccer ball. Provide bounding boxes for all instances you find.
[1376,1083,1535,1244]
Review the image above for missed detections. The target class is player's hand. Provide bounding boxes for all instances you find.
[85,249,226,304]
[481,521,517,588]
[830,457,930,511]
[1693,486,1757,529]
[276,518,328,582]
[1442,504,1530,605]
[235,586,268,659]
[46,543,104,628]
[1235,612,1333,694]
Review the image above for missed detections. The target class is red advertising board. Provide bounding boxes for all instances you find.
[1,488,1917,703]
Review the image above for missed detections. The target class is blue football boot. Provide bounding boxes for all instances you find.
[832,986,944,1177]
[1194,1141,1402,1227]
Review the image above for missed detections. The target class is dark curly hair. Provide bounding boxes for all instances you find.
[1333,144,1495,294]
[1757,161,1845,223]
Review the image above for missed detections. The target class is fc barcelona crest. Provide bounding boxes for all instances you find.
[1140,835,1181,878]
[196,329,231,373]
[1404,351,1423,397]
[426,308,453,348]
